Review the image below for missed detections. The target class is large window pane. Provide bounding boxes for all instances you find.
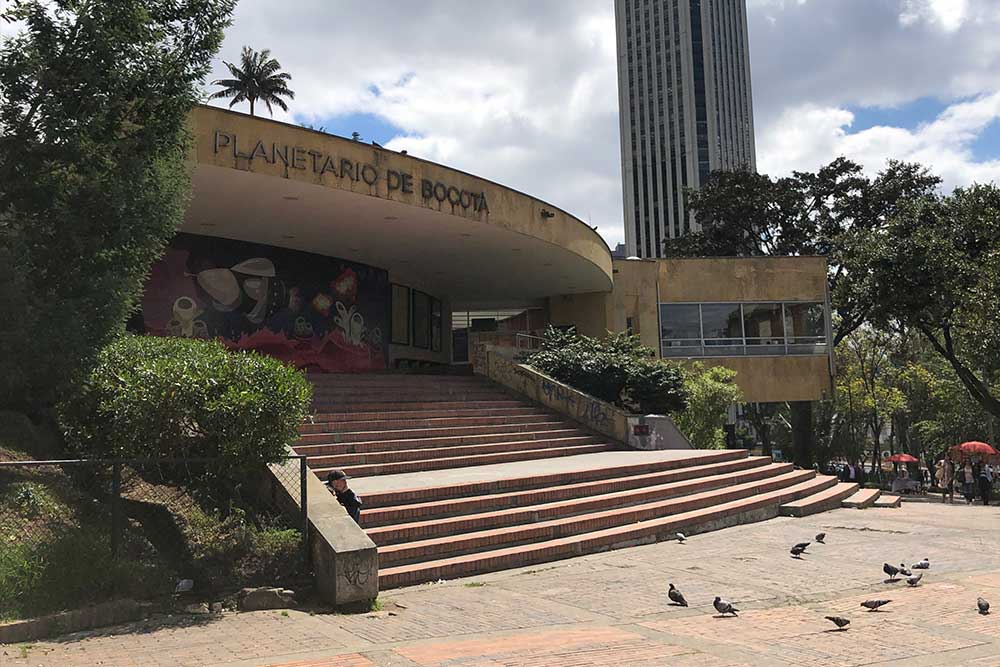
[391,284,410,345]
[412,291,431,349]
[701,304,742,344]
[660,304,700,341]
[784,302,826,342]
[743,303,784,346]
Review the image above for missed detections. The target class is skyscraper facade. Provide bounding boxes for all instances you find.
[615,0,756,257]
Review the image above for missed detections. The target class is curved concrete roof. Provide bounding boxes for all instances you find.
[184,106,612,307]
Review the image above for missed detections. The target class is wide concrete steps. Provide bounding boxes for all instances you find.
[298,411,553,434]
[297,420,578,446]
[378,472,836,589]
[779,480,859,517]
[842,487,882,509]
[874,493,902,508]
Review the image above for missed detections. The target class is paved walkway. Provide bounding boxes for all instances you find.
[6,502,1000,666]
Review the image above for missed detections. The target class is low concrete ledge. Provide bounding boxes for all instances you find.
[267,452,378,607]
[474,345,691,450]
[0,600,152,644]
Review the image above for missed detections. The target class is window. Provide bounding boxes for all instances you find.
[411,290,431,349]
[390,284,410,345]
[659,301,829,358]
[431,298,442,352]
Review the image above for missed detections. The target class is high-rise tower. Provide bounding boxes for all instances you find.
[615,0,756,257]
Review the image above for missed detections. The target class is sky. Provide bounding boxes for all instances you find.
[9,1,1000,248]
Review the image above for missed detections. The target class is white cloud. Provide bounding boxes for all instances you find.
[758,92,1000,190]
[900,0,969,30]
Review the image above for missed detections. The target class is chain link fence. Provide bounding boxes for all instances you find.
[0,456,308,619]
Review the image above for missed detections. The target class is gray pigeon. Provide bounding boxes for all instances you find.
[668,583,688,607]
[676,532,687,544]
[815,532,826,544]
[713,596,739,617]
[979,598,991,615]
[899,564,912,577]
[791,544,808,559]
[793,541,811,552]
[906,573,923,587]
[862,599,892,612]
[883,563,901,581]
[912,558,930,570]
[825,615,850,630]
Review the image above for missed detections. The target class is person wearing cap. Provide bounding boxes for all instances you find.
[325,470,362,525]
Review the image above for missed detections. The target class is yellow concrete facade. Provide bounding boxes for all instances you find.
[548,256,833,403]
[190,105,612,291]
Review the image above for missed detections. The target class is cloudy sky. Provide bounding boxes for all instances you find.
[205,1,1000,246]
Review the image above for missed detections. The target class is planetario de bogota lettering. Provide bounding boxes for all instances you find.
[212,130,489,213]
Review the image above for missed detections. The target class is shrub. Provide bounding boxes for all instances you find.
[673,363,744,449]
[59,335,312,474]
[527,327,688,414]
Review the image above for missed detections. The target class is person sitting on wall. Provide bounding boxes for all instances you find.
[325,469,362,525]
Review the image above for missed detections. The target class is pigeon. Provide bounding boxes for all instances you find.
[825,615,851,630]
[371,140,383,148]
[713,596,739,617]
[862,599,892,612]
[793,541,811,553]
[815,532,826,544]
[791,544,809,559]
[899,564,913,577]
[979,598,991,615]
[676,532,687,544]
[912,558,930,570]
[884,563,901,581]
[906,573,923,587]
[667,583,689,607]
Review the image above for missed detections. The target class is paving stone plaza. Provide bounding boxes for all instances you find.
[7,502,1000,667]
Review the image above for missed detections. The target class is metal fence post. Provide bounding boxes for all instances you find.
[111,461,122,560]
[299,455,309,569]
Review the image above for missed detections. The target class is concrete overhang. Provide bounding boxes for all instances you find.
[184,106,613,308]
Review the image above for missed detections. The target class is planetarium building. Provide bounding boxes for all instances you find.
[135,106,833,404]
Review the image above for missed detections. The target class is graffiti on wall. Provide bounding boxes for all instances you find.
[540,379,611,428]
[138,233,388,372]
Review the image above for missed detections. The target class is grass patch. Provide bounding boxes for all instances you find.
[463,582,486,588]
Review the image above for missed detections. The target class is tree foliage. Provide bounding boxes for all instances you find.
[209,45,295,117]
[59,336,312,471]
[0,0,236,416]
[672,363,743,449]
[527,327,688,415]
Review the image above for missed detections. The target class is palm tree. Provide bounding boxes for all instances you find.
[209,46,295,117]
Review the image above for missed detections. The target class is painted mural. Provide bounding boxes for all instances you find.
[138,233,388,372]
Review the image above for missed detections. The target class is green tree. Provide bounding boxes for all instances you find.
[0,0,236,418]
[674,363,743,449]
[859,184,1000,420]
[209,46,295,117]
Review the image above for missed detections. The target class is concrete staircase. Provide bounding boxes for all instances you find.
[292,374,868,589]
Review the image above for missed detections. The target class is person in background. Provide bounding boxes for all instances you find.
[979,460,994,506]
[962,458,977,504]
[935,458,954,503]
[325,469,363,525]
[840,461,859,484]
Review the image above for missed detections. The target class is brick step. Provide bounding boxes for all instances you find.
[296,420,577,445]
[363,456,772,527]
[295,428,594,457]
[309,400,527,413]
[361,449,751,508]
[841,487,882,509]
[298,412,555,434]
[376,469,821,567]
[873,494,901,508]
[369,462,794,547]
[302,435,604,468]
[307,375,488,385]
[779,480,859,517]
[313,443,614,478]
[311,389,513,402]
[307,406,543,423]
[378,474,836,589]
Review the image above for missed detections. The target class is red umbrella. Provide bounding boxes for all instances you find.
[950,441,999,457]
[885,453,919,464]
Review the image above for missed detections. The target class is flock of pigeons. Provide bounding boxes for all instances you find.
[666,531,992,631]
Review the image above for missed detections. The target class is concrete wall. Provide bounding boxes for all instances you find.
[658,256,828,303]
[191,105,612,291]
[691,355,833,403]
